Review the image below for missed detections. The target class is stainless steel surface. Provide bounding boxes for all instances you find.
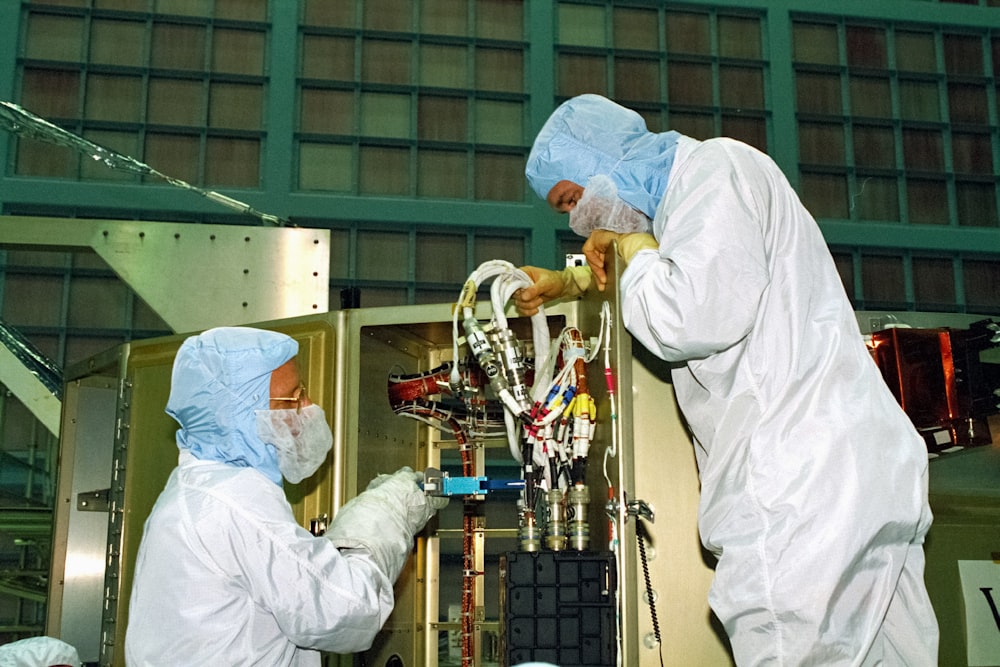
[0,215,330,333]
[47,372,120,663]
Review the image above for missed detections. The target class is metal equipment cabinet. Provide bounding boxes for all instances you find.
[46,287,732,666]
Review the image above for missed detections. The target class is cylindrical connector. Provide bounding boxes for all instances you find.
[463,316,513,400]
[490,328,531,411]
[519,510,541,552]
[545,488,568,551]
[567,484,590,551]
[463,317,499,375]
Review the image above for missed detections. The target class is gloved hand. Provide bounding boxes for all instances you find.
[326,467,448,583]
[366,466,449,513]
[513,264,593,316]
[617,232,659,263]
[584,231,658,290]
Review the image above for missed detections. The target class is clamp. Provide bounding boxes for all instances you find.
[422,467,525,497]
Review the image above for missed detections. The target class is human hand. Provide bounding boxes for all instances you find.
[328,466,447,582]
[365,466,414,491]
[363,467,447,533]
[513,266,567,316]
[583,230,623,291]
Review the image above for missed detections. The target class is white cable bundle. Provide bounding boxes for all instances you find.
[451,260,552,463]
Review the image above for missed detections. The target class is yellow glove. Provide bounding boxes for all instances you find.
[514,264,594,316]
[585,230,659,291]
[559,263,594,297]
[616,232,659,264]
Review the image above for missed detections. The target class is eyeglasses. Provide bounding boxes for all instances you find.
[271,383,307,414]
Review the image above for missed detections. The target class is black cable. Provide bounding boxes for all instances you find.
[636,518,665,667]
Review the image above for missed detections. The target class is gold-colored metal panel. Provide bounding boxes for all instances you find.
[339,303,460,666]
[273,318,339,530]
[628,348,734,665]
[594,257,641,667]
[106,335,188,666]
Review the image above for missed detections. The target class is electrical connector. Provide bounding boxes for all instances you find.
[422,467,525,497]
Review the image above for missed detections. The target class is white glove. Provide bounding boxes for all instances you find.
[367,467,449,512]
[326,467,448,582]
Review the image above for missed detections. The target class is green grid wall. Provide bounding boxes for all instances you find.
[2,0,546,323]
[556,5,770,151]
[0,0,999,320]
[298,0,529,200]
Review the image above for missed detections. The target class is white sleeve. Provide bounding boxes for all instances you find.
[620,141,770,362]
[202,479,395,654]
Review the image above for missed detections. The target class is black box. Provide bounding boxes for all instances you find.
[499,550,617,666]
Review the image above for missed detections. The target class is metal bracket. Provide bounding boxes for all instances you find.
[310,514,328,537]
[607,492,655,523]
[627,498,655,523]
[76,488,110,512]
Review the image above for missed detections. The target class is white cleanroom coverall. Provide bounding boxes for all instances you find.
[525,95,939,666]
[0,636,81,666]
[125,327,441,666]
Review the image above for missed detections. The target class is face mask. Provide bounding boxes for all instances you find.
[569,174,652,238]
[255,404,333,484]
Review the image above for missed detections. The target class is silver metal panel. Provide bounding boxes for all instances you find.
[855,310,991,335]
[47,374,119,663]
[0,215,330,333]
[91,221,330,333]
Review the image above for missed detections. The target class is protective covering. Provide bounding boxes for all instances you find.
[126,327,444,665]
[528,95,938,665]
[525,94,681,219]
[327,467,448,581]
[125,455,404,665]
[0,101,288,226]
[0,636,80,667]
[166,326,298,485]
[256,404,333,483]
[568,175,652,238]
[0,318,63,398]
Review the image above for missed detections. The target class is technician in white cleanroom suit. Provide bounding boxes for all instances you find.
[125,327,446,666]
[515,94,938,666]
